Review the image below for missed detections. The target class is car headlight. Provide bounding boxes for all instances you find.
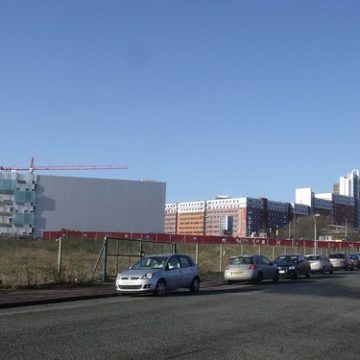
[142,272,154,279]
[289,266,296,270]
[116,273,122,280]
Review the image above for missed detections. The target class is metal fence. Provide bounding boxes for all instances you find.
[90,236,360,282]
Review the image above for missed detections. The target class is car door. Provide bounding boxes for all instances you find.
[165,255,182,289]
[260,256,275,280]
[178,255,196,287]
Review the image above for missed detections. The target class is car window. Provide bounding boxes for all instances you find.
[260,256,271,265]
[179,256,192,268]
[132,256,167,269]
[229,257,253,265]
[167,256,181,269]
[275,255,298,263]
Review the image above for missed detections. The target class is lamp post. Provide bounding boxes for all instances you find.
[313,213,320,254]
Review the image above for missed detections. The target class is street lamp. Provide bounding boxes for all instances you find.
[313,213,320,254]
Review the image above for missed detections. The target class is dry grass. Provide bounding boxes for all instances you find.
[0,237,320,289]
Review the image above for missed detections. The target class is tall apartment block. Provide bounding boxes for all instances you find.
[338,170,360,227]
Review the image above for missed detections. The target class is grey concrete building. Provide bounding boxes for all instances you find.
[0,172,166,237]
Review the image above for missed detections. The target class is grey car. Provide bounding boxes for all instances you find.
[224,255,279,284]
[115,254,200,296]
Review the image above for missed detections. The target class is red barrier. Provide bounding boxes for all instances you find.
[42,230,359,251]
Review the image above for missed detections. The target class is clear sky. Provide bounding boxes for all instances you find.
[1,1,359,204]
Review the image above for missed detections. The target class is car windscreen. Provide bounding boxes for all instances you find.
[229,257,253,265]
[275,255,298,263]
[329,254,345,259]
[132,256,167,269]
[306,256,320,261]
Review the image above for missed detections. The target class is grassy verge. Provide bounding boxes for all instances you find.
[0,237,317,289]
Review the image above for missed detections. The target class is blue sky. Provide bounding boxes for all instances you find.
[1,1,359,204]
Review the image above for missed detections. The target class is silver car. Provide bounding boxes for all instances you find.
[115,254,200,296]
[306,254,334,274]
[224,255,279,284]
[329,253,353,270]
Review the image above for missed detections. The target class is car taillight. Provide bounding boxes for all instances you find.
[248,264,257,270]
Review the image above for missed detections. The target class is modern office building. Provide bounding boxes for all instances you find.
[316,193,355,227]
[176,201,206,236]
[295,187,356,227]
[164,203,178,234]
[165,196,298,237]
[0,172,166,237]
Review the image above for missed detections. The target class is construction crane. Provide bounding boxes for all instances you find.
[0,157,128,174]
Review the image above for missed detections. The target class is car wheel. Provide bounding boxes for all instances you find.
[272,271,279,283]
[305,270,311,278]
[329,266,334,274]
[293,270,299,279]
[154,279,167,297]
[254,272,263,284]
[190,277,200,293]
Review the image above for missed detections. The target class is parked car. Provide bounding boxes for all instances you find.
[329,253,353,270]
[273,254,311,279]
[115,254,200,296]
[305,254,334,274]
[349,254,360,269]
[224,255,279,284]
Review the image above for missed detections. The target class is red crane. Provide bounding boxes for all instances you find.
[0,157,128,173]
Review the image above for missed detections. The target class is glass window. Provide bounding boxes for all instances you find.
[179,256,192,268]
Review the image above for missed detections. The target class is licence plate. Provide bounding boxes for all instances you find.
[279,270,285,274]
[232,272,243,275]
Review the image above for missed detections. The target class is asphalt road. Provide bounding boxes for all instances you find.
[0,271,359,360]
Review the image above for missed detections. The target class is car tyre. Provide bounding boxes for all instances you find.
[154,279,167,297]
[305,270,311,278]
[190,277,200,293]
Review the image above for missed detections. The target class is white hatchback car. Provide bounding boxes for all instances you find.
[306,254,334,274]
[115,254,200,296]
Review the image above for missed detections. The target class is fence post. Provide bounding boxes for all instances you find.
[195,243,199,265]
[57,236,64,274]
[219,244,224,272]
[102,236,108,282]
